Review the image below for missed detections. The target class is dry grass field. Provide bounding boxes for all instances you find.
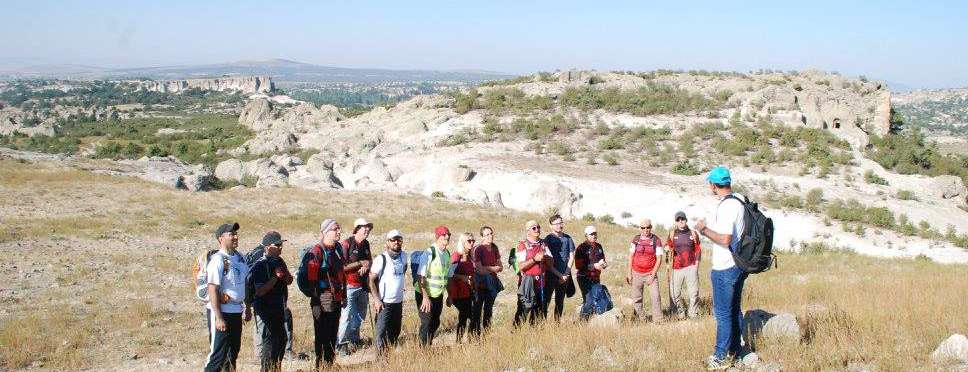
[0,158,965,371]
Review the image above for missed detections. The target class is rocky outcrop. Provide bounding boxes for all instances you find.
[931,334,968,365]
[745,309,804,347]
[136,76,274,94]
[238,98,343,155]
[213,157,288,188]
[932,175,968,204]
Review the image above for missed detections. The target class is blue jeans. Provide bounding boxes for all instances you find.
[711,266,748,359]
[337,286,368,347]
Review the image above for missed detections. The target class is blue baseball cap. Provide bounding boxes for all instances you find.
[707,166,731,185]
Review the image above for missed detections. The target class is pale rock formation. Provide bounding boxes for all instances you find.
[136,76,273,94]
[287,153,343,190]
[931,334,968,365]
[238,98,343,154]
[120,156,213,191]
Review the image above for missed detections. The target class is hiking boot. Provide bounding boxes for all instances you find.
[337,345,350,357]
[705,355,732,370]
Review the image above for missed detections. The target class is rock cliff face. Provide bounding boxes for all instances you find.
[136,76,273,94]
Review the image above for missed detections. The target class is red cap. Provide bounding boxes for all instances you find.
[434,225,451,238]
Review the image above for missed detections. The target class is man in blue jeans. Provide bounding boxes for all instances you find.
[695,166,748,370]
[337,218,373,356]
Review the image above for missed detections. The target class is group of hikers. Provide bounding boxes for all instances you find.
[195,166,770,371]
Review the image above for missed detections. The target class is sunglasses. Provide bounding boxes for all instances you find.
[640,225,653,229]
[389,237,402,242]
[467,239,476,243]
[529,226,541,231]
[676,218,687,222]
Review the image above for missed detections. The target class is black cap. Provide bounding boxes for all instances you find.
[214,222,240,240]
[261,231,286,246]
[674,211,687,220]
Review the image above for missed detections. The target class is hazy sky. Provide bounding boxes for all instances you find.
[2,0,965,88]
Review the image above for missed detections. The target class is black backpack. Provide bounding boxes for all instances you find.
[723,194,776,274]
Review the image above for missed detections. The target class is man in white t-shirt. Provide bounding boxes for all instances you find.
[694,166,748,370]
[369,229,409,357]
[204,222,250,372]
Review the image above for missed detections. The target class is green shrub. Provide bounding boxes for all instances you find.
[864,170,889,185]
[671,161,701,176]
[453,89,478,114]
[597,134,625,150]
[597,214,614,224]
[547,141,572,156]
[896,190,916,201]
[559,82,721,116]
[866,207,895,228]
[582,213,595,222]
[780,194,803,209]
[805,188,824,212]
[431,191,445,198]
[602,153,620,166]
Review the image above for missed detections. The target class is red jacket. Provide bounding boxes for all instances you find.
[667,228,701,269]
[630,234,661,274]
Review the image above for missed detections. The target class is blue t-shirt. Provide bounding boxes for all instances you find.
[544,232,575,274]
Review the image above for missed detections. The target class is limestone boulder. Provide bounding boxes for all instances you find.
[123,156,212,191]
[745,309,803,347]
[932,175,967,204]
[214,159,245,182]
[238,98,274,132]
[357,157,393,184]
[588,308,622,328]
[243,158,289,188]
[931,334,968,365]
[287,153,343,190]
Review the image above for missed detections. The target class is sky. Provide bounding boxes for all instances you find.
[1,0,966,88]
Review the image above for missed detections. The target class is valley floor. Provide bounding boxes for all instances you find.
[0,159,965,371]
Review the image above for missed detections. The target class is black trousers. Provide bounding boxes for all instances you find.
[578,276,595,303]
[543,276,568,321]
[469,291,496,336]
[416,294,443,346]
[311,305,341,368]
[373,302,403,356]
[453,297,472,343]
[205,310,242,372]
[257,308,287,372]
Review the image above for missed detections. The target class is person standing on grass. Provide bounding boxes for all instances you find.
[470,226,502,337]
[448,232,477,343]
[369,229,408,357]
[694,166,748,370]
[204,222,250,372]
[574,225,608,304]
[244,234,296,363]
[337,218,373,357]
[543,214,575,321]
[514,220,551,327]
[247,231,293,372]
[626,218,665,323]
[415,225,453,346]
[667,211,702,320]
[296,219,346,369]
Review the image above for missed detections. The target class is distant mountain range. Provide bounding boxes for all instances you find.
[0,58,516,83]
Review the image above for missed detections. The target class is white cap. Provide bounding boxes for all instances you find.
[584,225,597,235]
[354,218,373,228]
[386,229,403,239]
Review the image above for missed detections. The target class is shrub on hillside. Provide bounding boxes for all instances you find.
[864,170,889,185]
[671,161,701,176]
